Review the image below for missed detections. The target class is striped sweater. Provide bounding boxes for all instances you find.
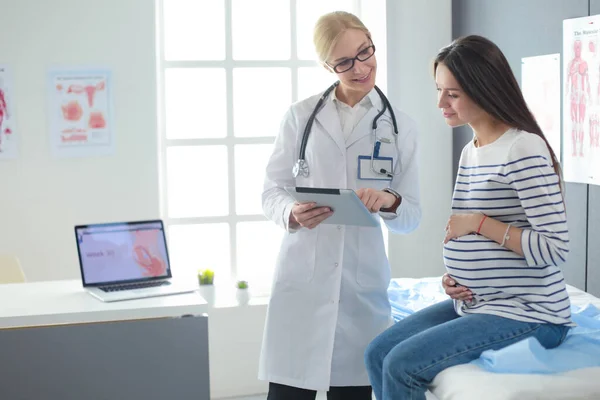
[444,129,572,325]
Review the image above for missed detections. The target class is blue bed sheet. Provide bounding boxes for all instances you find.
[388,277,449,321]
[388,277,600,374]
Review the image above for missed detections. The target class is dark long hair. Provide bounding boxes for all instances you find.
[433,35,562,183]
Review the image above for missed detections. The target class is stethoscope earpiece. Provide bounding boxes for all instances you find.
[379,168,393,178]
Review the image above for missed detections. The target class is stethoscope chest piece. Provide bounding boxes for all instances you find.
[293,159,309,178]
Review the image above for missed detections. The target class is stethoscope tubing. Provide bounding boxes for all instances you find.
[295,82,399,178]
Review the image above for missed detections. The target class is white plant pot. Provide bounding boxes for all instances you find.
[236,288,250,305]
[198,284,215,305]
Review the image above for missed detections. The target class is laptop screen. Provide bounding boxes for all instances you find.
[75,220,172,286]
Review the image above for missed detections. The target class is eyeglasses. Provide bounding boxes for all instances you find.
[328,44,376,73]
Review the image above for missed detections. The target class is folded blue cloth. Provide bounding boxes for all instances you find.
[471,303,600,374]
[388,278,600,374]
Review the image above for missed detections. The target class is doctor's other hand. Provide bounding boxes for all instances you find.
[355,188,396,213]
[442,273,473,302]
[289,202,333,230]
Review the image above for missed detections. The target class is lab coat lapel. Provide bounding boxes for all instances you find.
[314,100,346,154]
[346,89,383,148]
[345,107,377,148]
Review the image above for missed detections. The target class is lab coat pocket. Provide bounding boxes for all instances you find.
[356,228,390,289]
[275,228,317,283]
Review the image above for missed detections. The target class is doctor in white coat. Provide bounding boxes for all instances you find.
[259,11,421,400]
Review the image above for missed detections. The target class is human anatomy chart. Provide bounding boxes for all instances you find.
[563,16,600,185]
[0,65,17,159]
[521,54,561,161]
[48,69,114,157]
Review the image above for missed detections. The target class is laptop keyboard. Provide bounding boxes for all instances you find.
[99,280,171,292]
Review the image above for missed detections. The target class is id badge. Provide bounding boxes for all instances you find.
[358,155,393,181]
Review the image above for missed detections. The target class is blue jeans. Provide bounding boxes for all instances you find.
[364,299,570,400]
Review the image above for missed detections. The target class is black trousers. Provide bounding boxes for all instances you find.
[267,382,372,400]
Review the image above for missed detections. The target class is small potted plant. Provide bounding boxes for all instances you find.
[197,269,215,304]
[198,269,214,285]
[236,280,250,305]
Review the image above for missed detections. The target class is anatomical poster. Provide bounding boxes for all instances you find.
[0,65,17,159]
[48,68,114,158]
[563,15,600,185]
[521,54,561,161]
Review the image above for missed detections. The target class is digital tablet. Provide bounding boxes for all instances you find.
[284,187,379,227]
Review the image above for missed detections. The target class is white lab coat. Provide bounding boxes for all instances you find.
[259,88,421,391]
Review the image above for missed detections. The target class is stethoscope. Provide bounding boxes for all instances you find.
[292,81,401,178]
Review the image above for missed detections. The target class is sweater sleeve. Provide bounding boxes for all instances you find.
[503,134,569,267]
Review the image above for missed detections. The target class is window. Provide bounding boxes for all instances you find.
[158,0,387,295]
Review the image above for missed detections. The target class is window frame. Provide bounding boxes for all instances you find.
[156,0,387,289]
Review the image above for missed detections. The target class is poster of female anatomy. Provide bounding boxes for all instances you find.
[521,54,561,160]
[0,65,18,159]
[563,15,600,185]
[48,68,114,158]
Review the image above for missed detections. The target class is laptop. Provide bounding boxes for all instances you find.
[75,219,197,302]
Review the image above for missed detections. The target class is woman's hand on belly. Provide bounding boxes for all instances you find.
[444,213,482,243]
[442,273,473,302]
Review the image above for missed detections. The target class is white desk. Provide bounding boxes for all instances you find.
[0,279,208,329]
[0,279,211,400]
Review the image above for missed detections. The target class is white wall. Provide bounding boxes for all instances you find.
[386,0,453,279]
[0,0,160,281]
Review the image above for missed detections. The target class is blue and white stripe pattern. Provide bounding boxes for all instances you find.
[443,129,572,325]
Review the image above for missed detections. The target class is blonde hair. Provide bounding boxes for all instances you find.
[313,11,370,63]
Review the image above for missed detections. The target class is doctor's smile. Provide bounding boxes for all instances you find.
[352,70,372,84]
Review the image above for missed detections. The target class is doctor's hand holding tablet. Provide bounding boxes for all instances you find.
[288,201,332,230]
[259,10,422,400]
[288,187,399,230]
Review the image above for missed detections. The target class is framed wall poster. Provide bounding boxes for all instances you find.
[521,54,561,161]
[563,15,600,185]
[0,65,18,159]
[48,68,114,158]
